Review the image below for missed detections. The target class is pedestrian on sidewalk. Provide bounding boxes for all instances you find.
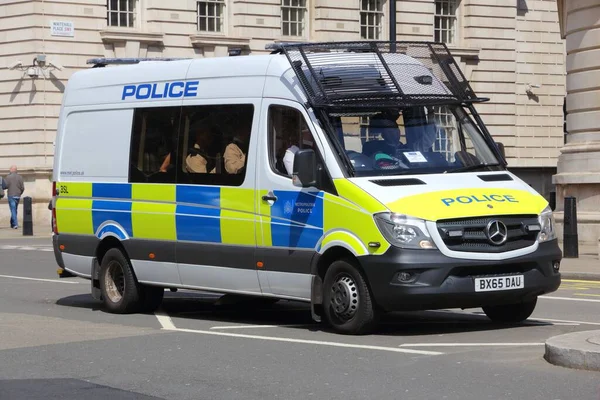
[5,165,25,229]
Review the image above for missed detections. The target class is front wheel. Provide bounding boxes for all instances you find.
[99,248,143,314]
[482,298,537,323]
[323,259,378,335]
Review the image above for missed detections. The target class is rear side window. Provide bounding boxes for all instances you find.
[177,104,254,187]
[129,106,181,184]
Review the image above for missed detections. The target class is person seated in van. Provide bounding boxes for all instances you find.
[283,127,314,176]
[403,106,438,153]
[185,124,221,174]
[362,113,406,158]
[224,125,251,174]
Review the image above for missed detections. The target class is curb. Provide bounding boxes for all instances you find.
[561,272,600,282]
[545,330,600,371]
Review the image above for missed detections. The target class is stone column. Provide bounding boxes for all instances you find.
[553,0,600,246]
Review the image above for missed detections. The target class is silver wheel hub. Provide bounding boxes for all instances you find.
[105,261,125,303]
[330,275,359,319]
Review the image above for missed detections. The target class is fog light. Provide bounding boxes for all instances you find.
[396,271,418,283]
[553,261,560,272]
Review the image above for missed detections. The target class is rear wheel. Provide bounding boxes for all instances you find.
[482,298,537,323]
[99,248,143,314]
[323,259,378,335]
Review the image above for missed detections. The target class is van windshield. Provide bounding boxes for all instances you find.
[326,105,502,177]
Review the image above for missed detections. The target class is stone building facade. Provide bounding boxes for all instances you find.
[555,0,600,245]
[1,0,565,228]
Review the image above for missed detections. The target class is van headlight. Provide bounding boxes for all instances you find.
[538,206,557,243]
[374,212,436,250]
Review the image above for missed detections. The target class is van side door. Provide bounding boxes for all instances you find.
[256,100,335,300]
[174,102,262,294]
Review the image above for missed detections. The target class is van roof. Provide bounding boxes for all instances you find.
[67,41,487,111]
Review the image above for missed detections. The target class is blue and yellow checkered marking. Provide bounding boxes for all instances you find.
[55,182,380,255]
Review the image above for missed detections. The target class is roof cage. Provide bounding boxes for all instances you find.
[86,57,191,68]
[267,41,488,111]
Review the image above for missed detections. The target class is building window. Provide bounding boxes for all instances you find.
[282,0,306,37]
[432,106,458,162]
[107,0,136,28]
[197,0,225,33]
[434,0,458,44]
[360,0,384,40]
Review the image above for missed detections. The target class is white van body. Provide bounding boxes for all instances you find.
[51,42,561,334]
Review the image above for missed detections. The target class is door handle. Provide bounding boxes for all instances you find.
[262,195,277,202]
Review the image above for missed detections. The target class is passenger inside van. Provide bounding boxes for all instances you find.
[283,127,314,176]
[185,123,221,174]
[223,124,250,174]
[403,106,438,153]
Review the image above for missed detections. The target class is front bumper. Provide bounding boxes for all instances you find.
[360,240,562,312]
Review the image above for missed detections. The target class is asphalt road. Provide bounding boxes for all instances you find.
[1,237,600,400]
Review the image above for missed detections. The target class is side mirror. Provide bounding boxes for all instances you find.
[495,141,506,160]
[292,149,317,188]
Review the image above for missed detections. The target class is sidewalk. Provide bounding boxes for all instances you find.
[0,226,52,239]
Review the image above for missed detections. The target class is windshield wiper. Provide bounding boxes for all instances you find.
[445,163,502,173]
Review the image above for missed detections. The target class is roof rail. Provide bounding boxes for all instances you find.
[86,57,192,68]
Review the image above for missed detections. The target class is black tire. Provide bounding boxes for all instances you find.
[140,286,165,313]
[99,248,143,314]
[482,298,537,323]
[323,259,378,335]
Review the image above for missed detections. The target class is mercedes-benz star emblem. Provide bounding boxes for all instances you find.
[486,220,508,245]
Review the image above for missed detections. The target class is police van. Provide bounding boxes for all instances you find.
[51,41,561,334]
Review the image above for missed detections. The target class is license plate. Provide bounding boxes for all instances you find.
[474,275,524,292]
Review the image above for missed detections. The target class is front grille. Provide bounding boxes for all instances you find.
[437,215,539,253]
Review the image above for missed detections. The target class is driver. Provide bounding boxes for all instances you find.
[363,112,406,158]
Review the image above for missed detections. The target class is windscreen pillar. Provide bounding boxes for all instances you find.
[553,0,600,247]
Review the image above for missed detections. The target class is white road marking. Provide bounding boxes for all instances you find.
[0,245,53,252]
[399,343,544,347]
[529,317,600,326]
[154,311,176,330]
[154,313,442,356]
[210,324,313,330]
[540,295,600,303]
[0,274,80,284]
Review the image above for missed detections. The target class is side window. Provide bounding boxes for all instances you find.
[177,104,254,186]
[129,106,181,183]
[267,105,334,192]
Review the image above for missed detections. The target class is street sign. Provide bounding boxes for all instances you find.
[50,21,74,37]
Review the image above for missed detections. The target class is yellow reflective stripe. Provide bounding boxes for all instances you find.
[320,230,367,255]
[220,188,255,245]
[323,193,389,255]
[333,179,387,214]
[131,202,177,240]
[56,182,92,198]
[56,198,93,234]
[221,187,254,214]
[221,210,255,246]
[132,184,176,202]
[386,188,548,221]
[256,190,272,247]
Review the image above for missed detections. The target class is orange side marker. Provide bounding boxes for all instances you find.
[256,261,264,268]
[59,245,65,251]
[149,253,156,260]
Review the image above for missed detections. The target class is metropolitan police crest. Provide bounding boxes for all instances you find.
[284,201,294,215]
